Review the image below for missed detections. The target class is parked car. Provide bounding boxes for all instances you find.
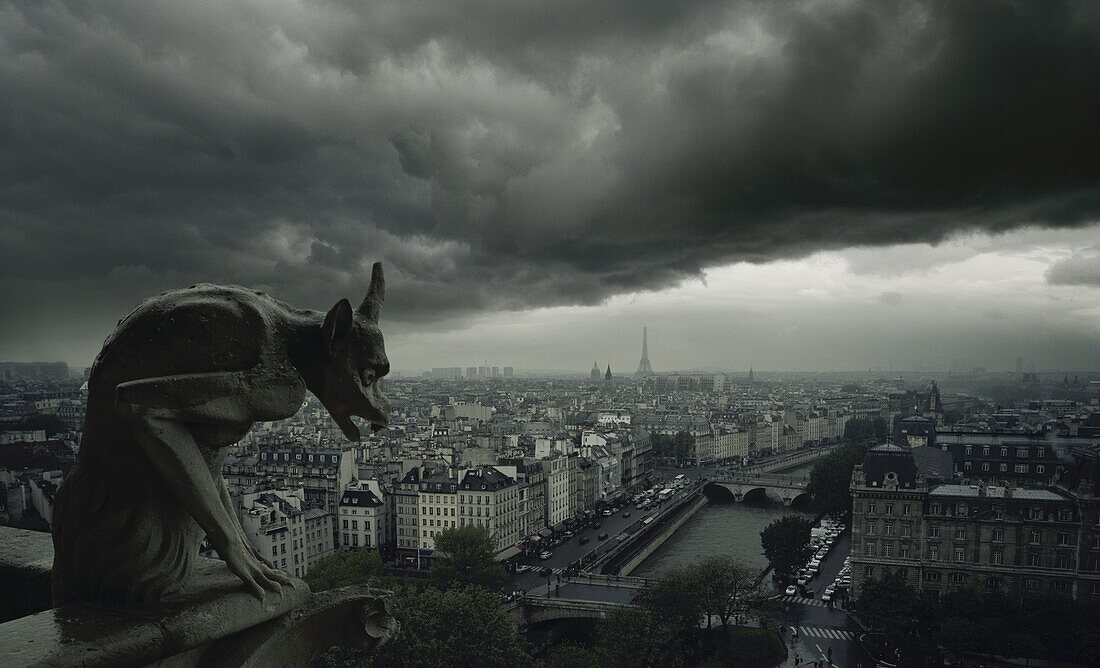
[602,509,613,516]
[785,585,798,596]
[598,533,609,541]
[622,511,631,518]
[539,550,553,560]
[821,592,832,602]
[579,536,590,545]
[515,564,532,573]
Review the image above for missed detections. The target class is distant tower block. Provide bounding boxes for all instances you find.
[635,327,654,376]
[748,367,754,383]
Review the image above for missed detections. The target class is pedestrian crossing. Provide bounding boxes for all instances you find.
[791,625,856,641]
[778,594,829,608]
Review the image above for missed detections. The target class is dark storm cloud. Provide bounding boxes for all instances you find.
[2,0,1100,356]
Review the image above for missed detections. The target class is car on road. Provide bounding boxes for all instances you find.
[598,533,609,541]
[539,550,553,560]
[797,575,808,585]
[579,536,590,545]
[515,564,532,573]
[785,585,798,596]
[622,511,631,518]
[821,592,832,602]
[602,509,613,516]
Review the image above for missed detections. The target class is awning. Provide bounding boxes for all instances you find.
[494,545,522,562]
[537,528,553,538]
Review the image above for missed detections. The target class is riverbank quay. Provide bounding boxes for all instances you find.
[587,483,710,576]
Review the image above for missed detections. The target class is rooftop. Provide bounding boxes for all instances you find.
[929,484,1069,501]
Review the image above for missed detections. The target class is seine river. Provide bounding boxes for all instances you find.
[634,466,815,577]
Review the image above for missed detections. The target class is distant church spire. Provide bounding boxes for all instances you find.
[635,326,654,376]
[605,364,613,381]
[748,367,754,383]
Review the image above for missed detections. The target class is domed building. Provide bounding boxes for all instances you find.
[590,361,601,381]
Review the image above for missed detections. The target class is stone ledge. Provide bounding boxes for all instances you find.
[0,557,313,667]
[0,527,54,622]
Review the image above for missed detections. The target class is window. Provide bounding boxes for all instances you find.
[950,572,965,584]
[1053,580,1069,593]
[1000,448,1008,457]
[1028,553,1041,567]
[885,503,894,515]
[272,545,278,556]
[956,504,968,517]
[955,527,966,540]
[985,577,1001,592]
[1036,465,1045,474]
[342,519,348,529]
[901,544,911,559]
[1057,554,1069,569]
[930,503,941,515]
[954,547,966,562]
[866,521,877,535]
[982,463,990,472]
[993,528,1004,542]
[864,566,875,578]
[1030,508,1043,521]
[929,546,940,560]
[924,571,941,582]
[1025,578,1040,590]
[903,503,912,516]
[965,446,973,455]
[991,549,1003,565]
[1017,448,1028,458]
[867,502,876,514]
[982,446,990,456]
[1059,509,1073,522]
[1015,464,1028,474]
[994,507,1004,520]
[999,463,1008,472]
[901,523,912,537]
[885,521,895,536]
[1058,532,1071,546]
[930,525,941,538]
[964,462,972,471]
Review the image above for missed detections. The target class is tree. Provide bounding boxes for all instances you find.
[695,557,766,639]
[303,549,382,592]
[805,443,868,515]
[759,516,814,580]
[843,417,873,440]
[542,643,608,668]
[673,431,695,460]
[370,586,534,668]
[601,569,706,668]
[429,525,506,591]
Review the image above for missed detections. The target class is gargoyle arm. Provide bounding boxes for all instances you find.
[115,370,302,597]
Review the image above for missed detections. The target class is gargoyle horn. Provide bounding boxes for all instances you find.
[359,262,385,321]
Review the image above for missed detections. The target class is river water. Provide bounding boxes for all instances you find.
[633,466,814,577]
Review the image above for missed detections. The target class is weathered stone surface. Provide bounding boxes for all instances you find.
[51,264,391,605]
[0,557,311,667]
[0,527,54,622]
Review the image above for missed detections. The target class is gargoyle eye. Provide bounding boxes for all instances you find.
[361,368,375,385]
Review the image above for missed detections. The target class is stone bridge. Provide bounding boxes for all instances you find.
[506,574,645,626]
[707,473,811,506]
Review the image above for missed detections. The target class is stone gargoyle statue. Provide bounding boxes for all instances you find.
[52,263,392,606]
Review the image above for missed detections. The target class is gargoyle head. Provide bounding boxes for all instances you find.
[319,262,391,441]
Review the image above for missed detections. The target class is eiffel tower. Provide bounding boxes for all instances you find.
[635,326,654,376]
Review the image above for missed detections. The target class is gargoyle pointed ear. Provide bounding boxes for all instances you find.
[358,262,385,322]
[323,299,354,353]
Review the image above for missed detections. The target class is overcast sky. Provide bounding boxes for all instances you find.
[2,1,1099,372]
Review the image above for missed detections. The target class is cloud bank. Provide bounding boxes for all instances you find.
[2,0,1100,359]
